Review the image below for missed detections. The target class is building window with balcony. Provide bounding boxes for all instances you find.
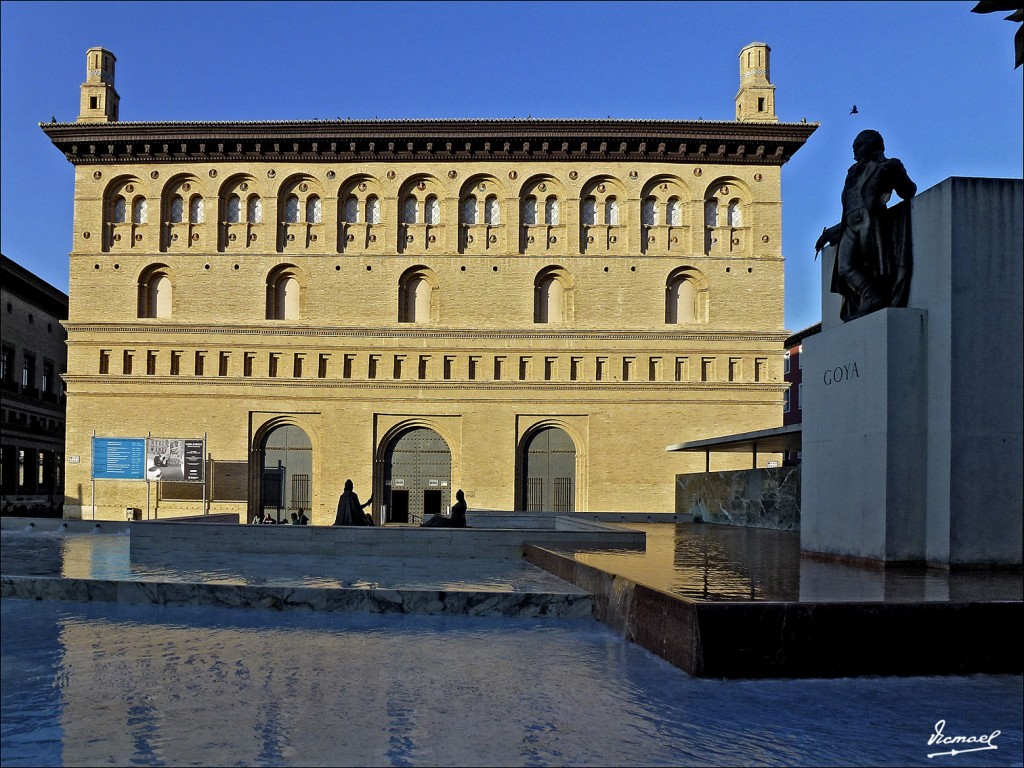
[522,196,538,225]
[366,196,380,224]
[461,196,478,225]
[247,196,262,223]
[545,196,560,225]
[581,197,597,226]
[402,196,418,224]
[344,195,359,223]
[285,195,300,223]
[485,195,500,225]
[605,197,619,226]
[306,195,322,224]
[425,195,440,225]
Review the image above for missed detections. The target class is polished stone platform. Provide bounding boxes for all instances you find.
[527,523,1022,678]
[0,526,591,618]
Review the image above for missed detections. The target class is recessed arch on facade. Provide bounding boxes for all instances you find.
[534,265,575,324]
[375,421,454,525]
[578,174,626,254]
[398,174,444,253]
[458,174,505,253]
[398,265,439,323]
[517,422,579,513]
[518,175,565,254]
[218,173,263,251]
[641,175,692,255]
[250,416,318,524]
[266,263,306,321]
[338,173,384,253]
[160,173,206,252]
[703,176,752,256]
[665,265,710,324]
[137,262,174,319]
[277,174,324,252]
[102,175,147,252]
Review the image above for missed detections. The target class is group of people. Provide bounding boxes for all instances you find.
[332,479,469,528]
[250,479,470,527]
[251,508,309,525]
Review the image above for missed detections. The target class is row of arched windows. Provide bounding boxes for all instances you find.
[101,173,754,256]
[136,264,709,325]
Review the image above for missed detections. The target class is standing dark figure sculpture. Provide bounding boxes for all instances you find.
[815,130,917,321]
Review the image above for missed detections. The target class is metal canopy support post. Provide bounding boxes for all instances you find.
[752,441,758,469]
[203,432,208,515]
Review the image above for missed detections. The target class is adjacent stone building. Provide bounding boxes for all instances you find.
[43,44,815,523]
[1,254,69,515]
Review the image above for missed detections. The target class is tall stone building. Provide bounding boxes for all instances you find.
[1,254,69,515]
[43,43,815,523]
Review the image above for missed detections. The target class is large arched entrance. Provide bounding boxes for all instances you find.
[260,424,312,523]
[523,427,576,512]
[383,427,452,525]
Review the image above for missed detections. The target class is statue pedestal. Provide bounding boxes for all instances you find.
[801,308,928,561]
[802,178,1023,566]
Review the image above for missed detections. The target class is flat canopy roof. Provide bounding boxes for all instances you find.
[666,423,802,454]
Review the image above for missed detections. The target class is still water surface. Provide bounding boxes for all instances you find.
[2,599,1020,767]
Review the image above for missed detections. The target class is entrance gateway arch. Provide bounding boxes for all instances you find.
[259,424,312,523]
[382,427,452,525]
[522,426,576,513]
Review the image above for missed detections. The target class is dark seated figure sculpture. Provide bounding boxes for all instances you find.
[334,479,372,526]
[815,129,917,322]
[421,489,468,528]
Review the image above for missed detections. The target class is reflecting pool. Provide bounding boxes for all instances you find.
[2,599,1021,767]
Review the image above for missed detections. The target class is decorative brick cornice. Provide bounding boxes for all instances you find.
[41,118,817,167]
[62,322,790,344]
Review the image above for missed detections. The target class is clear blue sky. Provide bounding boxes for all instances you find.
[2,1,1021,332]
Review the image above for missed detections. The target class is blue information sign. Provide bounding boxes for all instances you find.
[92,438,146,480]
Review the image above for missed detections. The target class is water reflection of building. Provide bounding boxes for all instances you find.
[1,254,68,515]
[44,44,815,523]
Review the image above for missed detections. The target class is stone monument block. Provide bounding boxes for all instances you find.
[801,308,928,561]
[802,177,1022,566]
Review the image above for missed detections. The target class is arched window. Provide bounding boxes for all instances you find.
[536,276,564,323]
[190,196,204,224]
[581,197,597,226]
[366,196,380,224]
[275,276,300,320]
[485,196,500,225]
[545,197,560,225]
[306,195,322,224]
[133,198,148,224]
[605,197,619,225]
[139,268,172,319]
[407,278,431,322]
[705,198,719,228]
[227,195,242,223]
[344,196,359,223]
[247,196,262,223]
[113,196,127,223]
[169,195,184,223]
[642,197,657,226]
[522,196,538,225]
[727,199,742,227]
[398,268,437,323]
[668,278,697,324]
[268,270,301,320]
[402,196,418,224]
[462,196,477,225]
[668,198,681,226]
[285,195,300,224]
[425,196,440,225]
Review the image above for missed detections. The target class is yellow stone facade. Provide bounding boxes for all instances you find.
[45,45,815,524]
